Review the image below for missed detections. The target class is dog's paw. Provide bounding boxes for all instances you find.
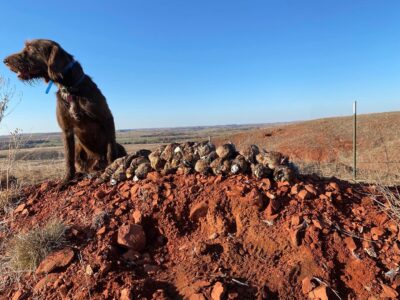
[55,173,84,191]
[55,179,72,192]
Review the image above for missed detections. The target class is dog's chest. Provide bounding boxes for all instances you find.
[60,91,82,121]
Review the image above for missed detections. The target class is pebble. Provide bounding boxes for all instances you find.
[211,281,226,300]
[36,248,75,275]
[117,224,147,251]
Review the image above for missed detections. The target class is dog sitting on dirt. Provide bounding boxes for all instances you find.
[3,39,126,187]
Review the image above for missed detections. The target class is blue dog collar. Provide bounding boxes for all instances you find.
[45,60,79,94]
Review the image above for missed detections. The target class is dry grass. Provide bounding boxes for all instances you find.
[369,181,400,226]
[0,220,68,289]
[0,188,22,214]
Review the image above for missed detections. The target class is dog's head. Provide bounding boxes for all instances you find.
[3,39,74,83]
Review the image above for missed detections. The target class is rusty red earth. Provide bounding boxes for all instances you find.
[1,170,399,299]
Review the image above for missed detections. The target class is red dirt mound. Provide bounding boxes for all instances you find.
[1,172,399,299]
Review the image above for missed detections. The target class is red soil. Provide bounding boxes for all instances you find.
[1,172,399,299]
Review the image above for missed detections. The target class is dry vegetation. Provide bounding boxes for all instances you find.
[0,220,67,289]
[0,76,23,212]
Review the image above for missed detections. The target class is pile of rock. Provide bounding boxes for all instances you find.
[98,142,297,185]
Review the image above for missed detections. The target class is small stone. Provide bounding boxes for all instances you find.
[36,248,75,275]
[117,224,146,251]
[216,144,236,160]
[211,281,226,300]
[148,171,162,181]
[329,182,340,191]
[240,144,259,163]
[132,210,143,224]
[301,276,314,294]
[149,151,166,170]
[12,290,23,300]
[208,233,218,240]
[380,283,398,298]
[251,164,272,179]
[266,191,276,200]
[371,227,385,240]
[290,184,299,195]
[195,159,211,174]
[308,285,332,300]
[388,222,398,234]
[120,288,132,300]
[14,203,26,213]
[189,202,208,222]
[298,190,310,201]
[197,141,216,158]
[312,219,323,229]
[39,181,51,193]
[85,265,94,276]
[305,185,317,195]
[135,163,153,179]
[230,155,249,174]
[344,236,357,252]
[96,226,106,235]
[291,215,302,227]
[33,273,59,293]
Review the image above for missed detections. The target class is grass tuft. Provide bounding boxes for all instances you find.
[0,220,68,289]
[5,220,68,273]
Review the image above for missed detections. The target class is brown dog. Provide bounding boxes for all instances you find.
[3,39,126,186]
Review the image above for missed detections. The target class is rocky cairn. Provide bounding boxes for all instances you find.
[98,142,296,185]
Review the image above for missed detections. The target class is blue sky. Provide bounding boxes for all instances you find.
[0,0,400,134]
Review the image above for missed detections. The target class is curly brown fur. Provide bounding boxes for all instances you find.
[4,39,126,185]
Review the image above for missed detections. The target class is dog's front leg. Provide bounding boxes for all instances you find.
[105,117,117,165]
[58,130,76,189]
[107,141,117,165]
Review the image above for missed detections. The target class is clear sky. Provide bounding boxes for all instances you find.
[0,0,399,134]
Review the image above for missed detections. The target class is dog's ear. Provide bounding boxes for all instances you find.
[47,44,70,81]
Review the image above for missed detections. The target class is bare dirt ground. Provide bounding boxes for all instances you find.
[1,171,399,299]
[1,115,400,299]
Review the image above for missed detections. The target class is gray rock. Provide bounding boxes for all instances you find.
[216,143,236,160]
